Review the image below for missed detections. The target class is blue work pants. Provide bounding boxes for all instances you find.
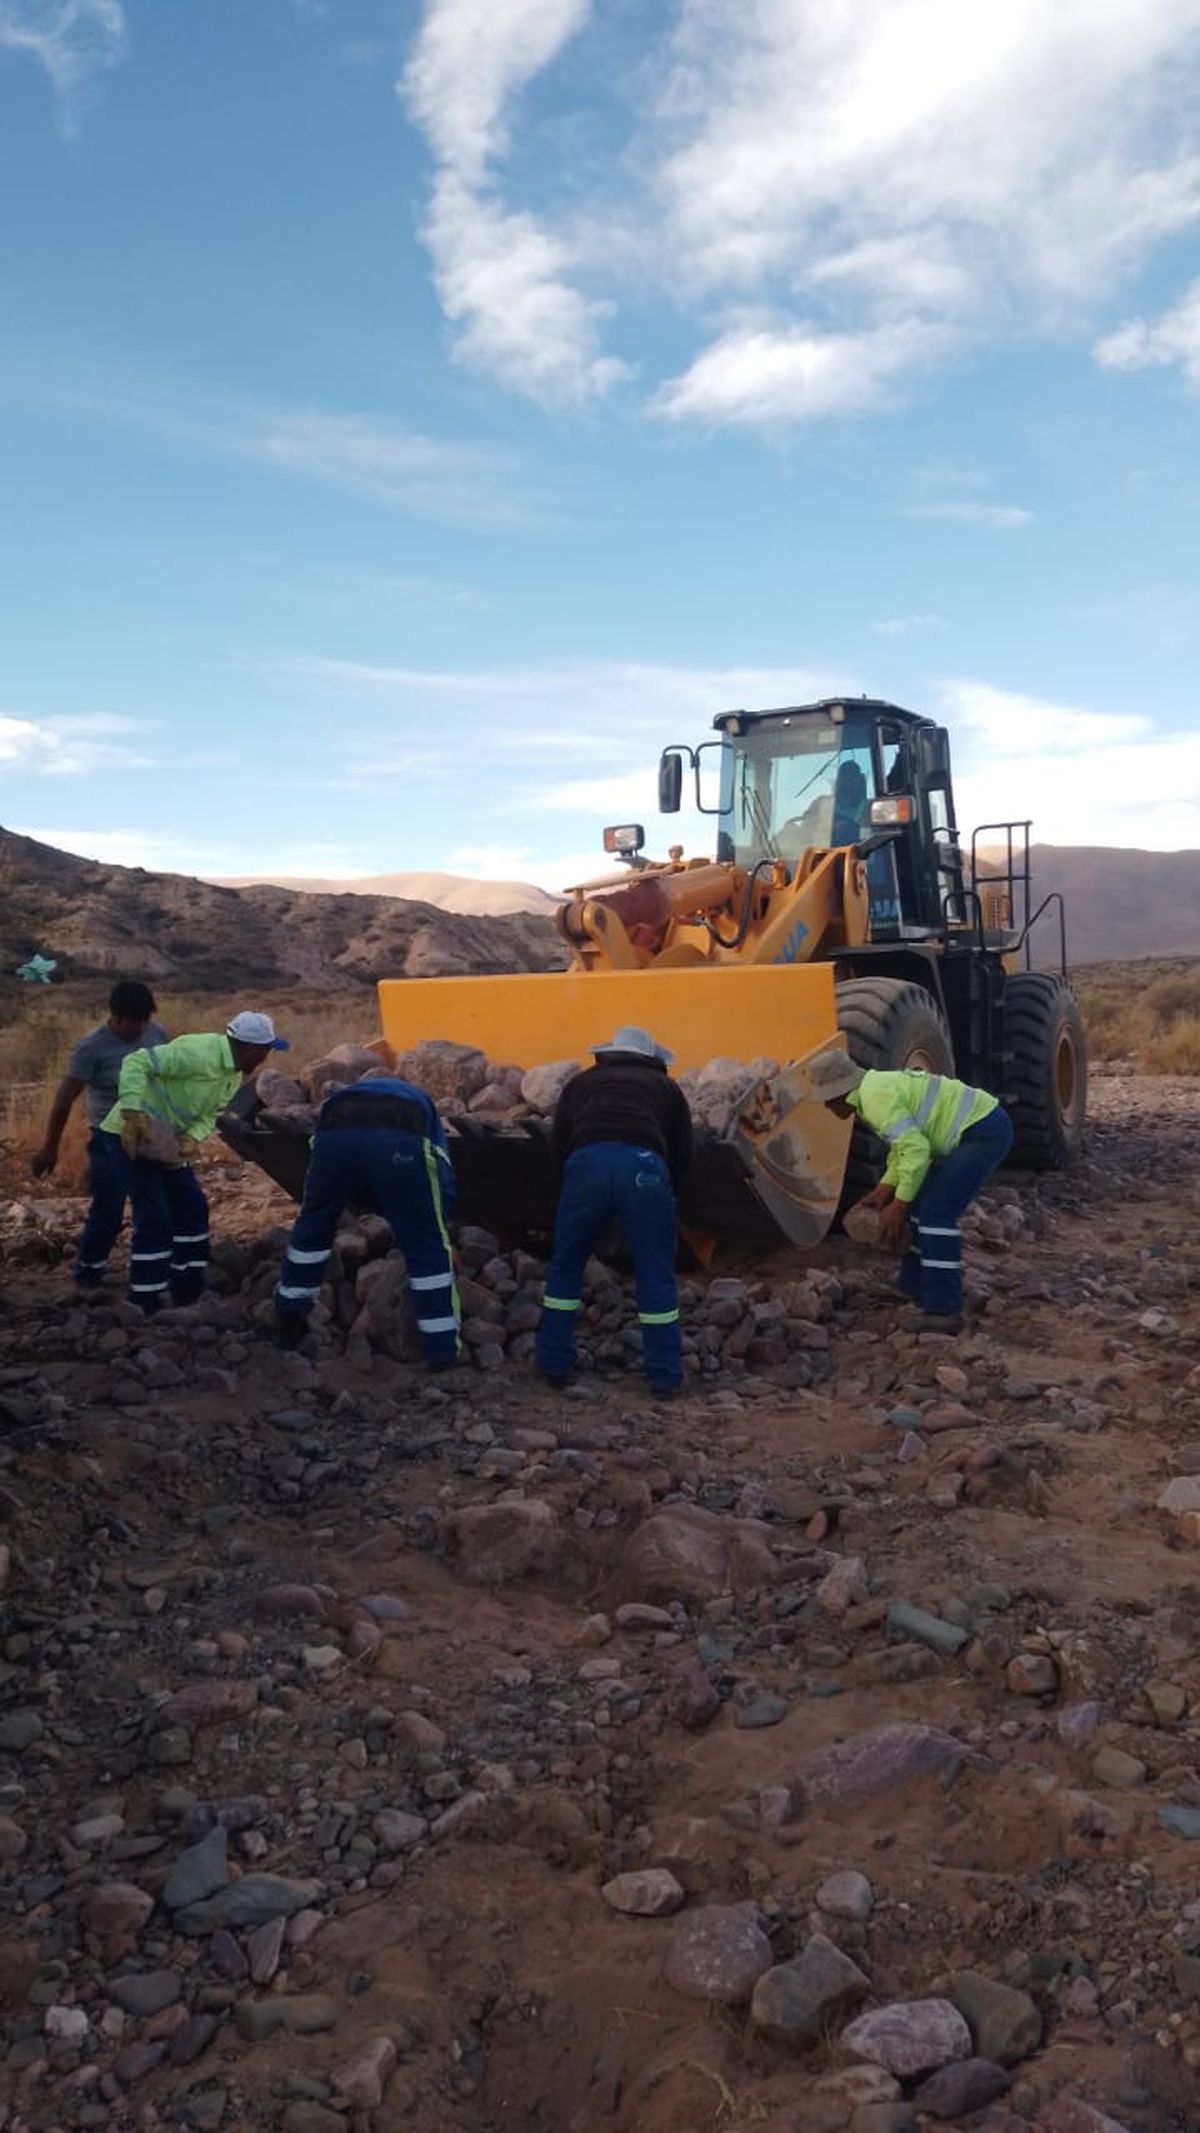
[103,1139,211,1310]
[536,1143,682,1389]
[76,1129,128,1284]
[274,1126,460,1366]
[898,1106,1015,1315]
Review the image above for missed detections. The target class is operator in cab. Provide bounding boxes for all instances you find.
[810,1047,1014,1334]
[536,1026,693,1396]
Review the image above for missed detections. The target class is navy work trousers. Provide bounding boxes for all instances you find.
[536,1143,682,1390]
[898,1106,1015,1315]
[274,1126,461,1366]
[75,1128,129,1284]
[102,1139,211,1311]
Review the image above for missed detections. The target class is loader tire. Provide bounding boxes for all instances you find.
[1003,972,1087,1170]
[835,977,954,1207]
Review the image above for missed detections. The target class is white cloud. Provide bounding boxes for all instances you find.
[0,709,155,774]
[1094,279,1200,388]
[0,0,125,123]
[17,826,372,875]
[403,0,625,404]
[870,613,945,637]
[906,502,1034,530]
[654,319,946,424]
[940,679,1200,849]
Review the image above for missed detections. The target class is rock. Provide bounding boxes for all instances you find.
[1006,1653,1057,1697]
[161,1681,257,1726]
[246,1915,287,1984]
[72,1810,125,1845]
[816,1555,869,1618]
[394,1710,447,1752]
[666,1656,720,1731]
[912,2058,1011,2119]
[372,1810,427,1854]
[735,1693,788,1729]
[790,1723,967,1810]
[842,1999,972,2079]
[612,1504,778,1607]
[170,2012,221,2065]
[282,2107,348,2133]
[255,1584,329,1619]
[107,1971,182,2017]
[615,1603,676,1632]
[520,1061,578,1114]
[0,1816,27,1860]
[0,1708,43,1753]
[236,1994,340,2040]
[885,1601,969,1656]
[302,1045,381,1099]
[175,1873,323,1935]
[114,2040,169,2084]
[46,2002,90,2045]
[1056,1701,1102,1743]
[332,2035,397,2107]
[601,1869,686,1917]
[1156,1474,1200,1515]
[1091,1745,1146,1789]
[82,1882,155,1957]
[1158,1805,1200,1839]
[392,1039,489,1106]
[162,1823,229,1911]
[663,1902,774,2005]
[950,1970,1042,2065]
[816,1871,874,1923]
[750,1934,870,2048]
[1145,1680,1186,1725]
[445,1498,564,1584]
[1049,2106,1134,2133]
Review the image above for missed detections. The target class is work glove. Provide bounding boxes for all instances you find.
[119,1112,146,1160]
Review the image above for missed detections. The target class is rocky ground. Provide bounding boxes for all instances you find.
[1,1072,1199,2133]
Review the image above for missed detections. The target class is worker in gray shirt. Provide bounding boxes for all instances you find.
[31,980,167,1289]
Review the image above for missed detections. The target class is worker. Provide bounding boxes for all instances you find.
[30,979,167,1290]
[101,1011,289,1312]
[536,1025,693,1395]
[810,1046,1014,1333]
[830,759,870,847]
[272,1074,461,1361]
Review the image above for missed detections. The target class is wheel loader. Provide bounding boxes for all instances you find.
[221,696,1087,1252]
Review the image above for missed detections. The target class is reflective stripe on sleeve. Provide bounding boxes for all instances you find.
[947,1088,980,1144]
[881,1114,921,1142]
[914,1077,942,1127]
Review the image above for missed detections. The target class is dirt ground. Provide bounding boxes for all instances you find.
[2,1071,1199,2133]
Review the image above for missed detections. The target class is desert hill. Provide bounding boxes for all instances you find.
[216,869,559,917]
[0,827,565,994]
[1020,845,1200,965]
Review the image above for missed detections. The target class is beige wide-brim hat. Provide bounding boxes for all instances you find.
[809,1046,865,1101]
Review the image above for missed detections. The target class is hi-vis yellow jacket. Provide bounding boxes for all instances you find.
[847,1068,997,1203]
[101,1034,242,1144]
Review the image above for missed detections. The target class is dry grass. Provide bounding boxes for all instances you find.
[1075,958,1200,1074]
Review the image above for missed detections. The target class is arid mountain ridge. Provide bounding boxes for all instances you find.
[1,828,1196,995]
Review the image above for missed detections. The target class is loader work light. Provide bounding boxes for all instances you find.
[603,823,645,856]
[869,796,915,826]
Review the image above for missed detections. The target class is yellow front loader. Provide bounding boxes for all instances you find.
[223,697,1086,1252]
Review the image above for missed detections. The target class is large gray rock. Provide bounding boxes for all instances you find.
[949,1968,1042,2065]
[391,1039,489,1107]
[750,1935,870,2048]
[842,1998,972,2079]
[663,1902,773,2005]
[445,1498,564,1584]
[601,1869,686,1917]
[162,1823,229,1912]
[520,1061,578,1114]
[174,1873,322,1936]
[789,1723,967,1812]
[912,2057,1011,2119]
[107,1971,183,2017]
[611,1504,778,1608]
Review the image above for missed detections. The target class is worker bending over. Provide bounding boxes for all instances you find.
[273,1075,461,1364]
[102,1011,288,1312]
[811,1047,1014,1334]
[536,1026,693,1396]
[31,979,167,1291]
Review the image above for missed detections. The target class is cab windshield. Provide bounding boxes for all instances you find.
[720,709,877,867]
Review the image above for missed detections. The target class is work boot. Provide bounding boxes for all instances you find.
[538,1369,570,1391]
[919,1312,963,1337]
[272,1313,308,1351]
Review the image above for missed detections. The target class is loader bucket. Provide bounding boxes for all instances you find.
[220,963,847,1255]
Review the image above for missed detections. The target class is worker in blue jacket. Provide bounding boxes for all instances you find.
[273,1074,461,1364]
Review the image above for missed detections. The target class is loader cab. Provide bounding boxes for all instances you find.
[692,698,967,942]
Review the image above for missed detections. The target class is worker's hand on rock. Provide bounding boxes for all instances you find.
[30,1146,56,1179]
[119,1112,146,1160]
[857,1184,894,1213]
[878,1198,910,1250]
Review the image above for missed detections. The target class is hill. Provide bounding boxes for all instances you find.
[216,869,559,917]
[1022,845,1200,966]
[0,827,565,995]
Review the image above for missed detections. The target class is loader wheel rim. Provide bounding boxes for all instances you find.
[904,1042,944,1072]
[1055,1027,1080,1121]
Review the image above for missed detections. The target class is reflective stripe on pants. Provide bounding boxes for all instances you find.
[102,1138,211,1310]
[535,1143,682,1389]
[900,1106,1015,1315]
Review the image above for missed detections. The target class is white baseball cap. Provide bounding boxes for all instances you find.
[593,1025,674,1065]
[226,1010,290,1051]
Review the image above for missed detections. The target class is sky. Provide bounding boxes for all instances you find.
[2,0,1200,893]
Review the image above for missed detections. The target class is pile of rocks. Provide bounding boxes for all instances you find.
[251,1039,780,1141]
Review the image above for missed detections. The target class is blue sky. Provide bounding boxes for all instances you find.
[2,0,1200,891]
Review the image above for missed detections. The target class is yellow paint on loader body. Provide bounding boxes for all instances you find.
[378,961,840,1075]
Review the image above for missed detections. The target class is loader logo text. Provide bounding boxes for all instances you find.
[775,919,809,965]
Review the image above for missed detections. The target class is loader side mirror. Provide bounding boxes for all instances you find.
[915,725,952,781]
[658,750,684,814]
